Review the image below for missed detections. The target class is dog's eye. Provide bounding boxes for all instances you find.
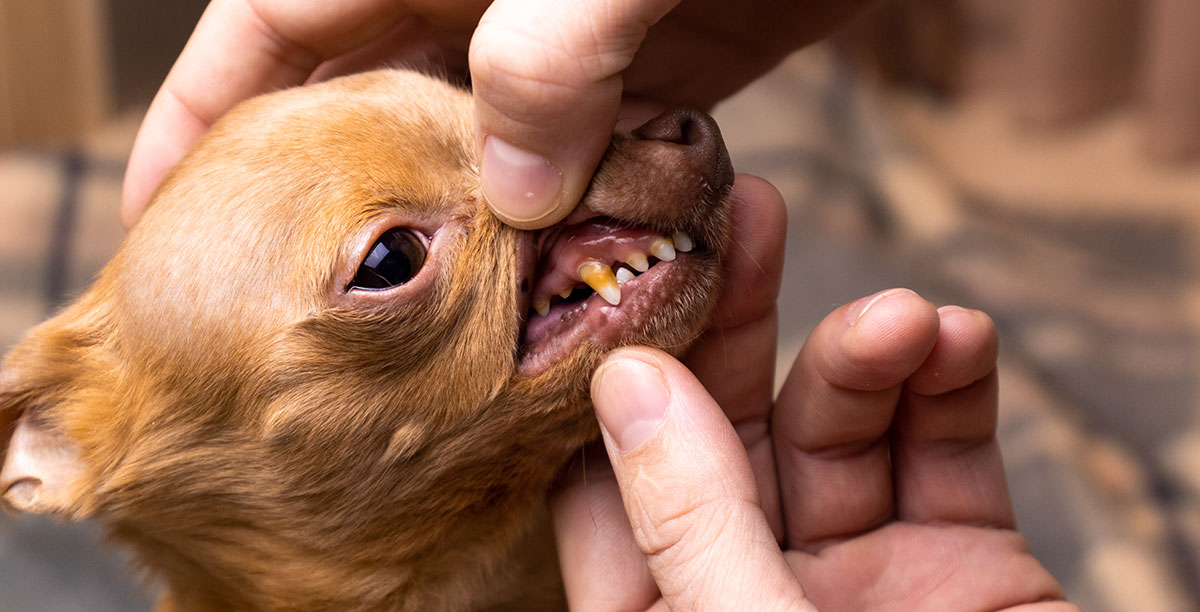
[349,228,427,291]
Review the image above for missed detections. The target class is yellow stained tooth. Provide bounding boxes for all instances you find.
[558,288,573,299]
[625,252,650,272]
[577,261,621,306]
[650,237,677,262]
[672,230,695,252]
[534,299,550,317]
[616,267,635,286]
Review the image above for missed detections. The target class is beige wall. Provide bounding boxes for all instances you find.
[0,0,113,147]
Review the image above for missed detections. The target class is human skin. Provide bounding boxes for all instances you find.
[119,0,880,230]
[553,175,1078,611]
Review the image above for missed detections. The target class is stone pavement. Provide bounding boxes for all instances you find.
[2,47,1198,611]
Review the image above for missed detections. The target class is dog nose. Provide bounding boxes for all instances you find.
[631,107,734,189]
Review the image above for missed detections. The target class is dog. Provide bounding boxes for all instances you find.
[0,69,733,610]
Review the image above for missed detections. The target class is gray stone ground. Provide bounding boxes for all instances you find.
[2,47,1199,610]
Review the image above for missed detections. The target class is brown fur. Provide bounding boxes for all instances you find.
[0,70,731,611]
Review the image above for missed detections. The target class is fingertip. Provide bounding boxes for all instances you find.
[728,173,788,266]
[905,306,1000,396]
[831,288,940,390]
[592,348,672,453]
[120,145,165,230]
[730,173,787,215]
[121,90,213,229]
[479,135,571,229]
[469,0,646,229]
[706,174,788,327]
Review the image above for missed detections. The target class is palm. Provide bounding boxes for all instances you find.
[788,523,1067,611]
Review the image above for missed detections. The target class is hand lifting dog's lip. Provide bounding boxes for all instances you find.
[514,106,734,375]
[0,69,735,611]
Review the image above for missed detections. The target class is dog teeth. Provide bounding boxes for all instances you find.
[625,252,650,272]
[615,267,635,286]
[533,298,550,317]
[671,230,694,253]
[577,261,621,306]
[558,288,573,299]
[650,237,677,262]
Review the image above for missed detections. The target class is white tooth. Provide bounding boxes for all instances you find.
[533,299,550,317]
[616,267,635,285]
[625,252,650,272]
[577,261,621,306]
[671,230,695,252]
[650,237,676,262]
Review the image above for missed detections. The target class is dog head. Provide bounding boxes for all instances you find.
[0,69,732,609]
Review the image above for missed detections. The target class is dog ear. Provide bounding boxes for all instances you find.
[0,308,106,518]
[0,409,87,516]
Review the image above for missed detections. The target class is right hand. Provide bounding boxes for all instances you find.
[120,0,879,230]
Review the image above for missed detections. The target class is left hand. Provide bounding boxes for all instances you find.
[550,174,1076,611]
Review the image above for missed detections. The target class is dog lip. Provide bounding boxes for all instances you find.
[514,215,708,375]
[514,251,707,376]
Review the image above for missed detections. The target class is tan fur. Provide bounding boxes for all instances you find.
[0,70,730,611]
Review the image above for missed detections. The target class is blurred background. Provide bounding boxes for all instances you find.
[2,1,1199,610]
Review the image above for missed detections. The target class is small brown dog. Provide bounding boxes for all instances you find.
[0,69,733,610]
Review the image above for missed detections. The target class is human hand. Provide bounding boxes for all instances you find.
[551,177,1076,610]
[120,0,878,230]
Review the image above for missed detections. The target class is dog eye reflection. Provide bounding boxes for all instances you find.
[348,228,427,291]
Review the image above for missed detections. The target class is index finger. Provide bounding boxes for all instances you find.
[120,0,409,227]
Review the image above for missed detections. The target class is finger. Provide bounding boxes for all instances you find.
[121,0,408,227]
[892,306,1015,527]
[774,289,940,550]
[591,347,814,612]
[470,0,680,229]
[550,443,659,611]
[682,174,787,537]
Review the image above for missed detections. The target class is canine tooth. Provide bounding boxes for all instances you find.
[558,288,573,299]
[615,267,635,285]
[533,299,550,317]
[671,230,695,252]
[625,252,650,272]
[650,237,677,262]
[577,261,621,306]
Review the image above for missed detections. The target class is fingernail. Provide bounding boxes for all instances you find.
[591,355,670,452]
[847,288,916,326]
[481,136,563,225]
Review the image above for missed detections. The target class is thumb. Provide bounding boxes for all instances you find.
[590,347,815,612]
[469,0,677,229]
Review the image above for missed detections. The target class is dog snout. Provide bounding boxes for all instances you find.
[573,107,735,230]
[631,107,734,191]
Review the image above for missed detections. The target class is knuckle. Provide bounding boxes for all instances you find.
[632,492,748,574]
